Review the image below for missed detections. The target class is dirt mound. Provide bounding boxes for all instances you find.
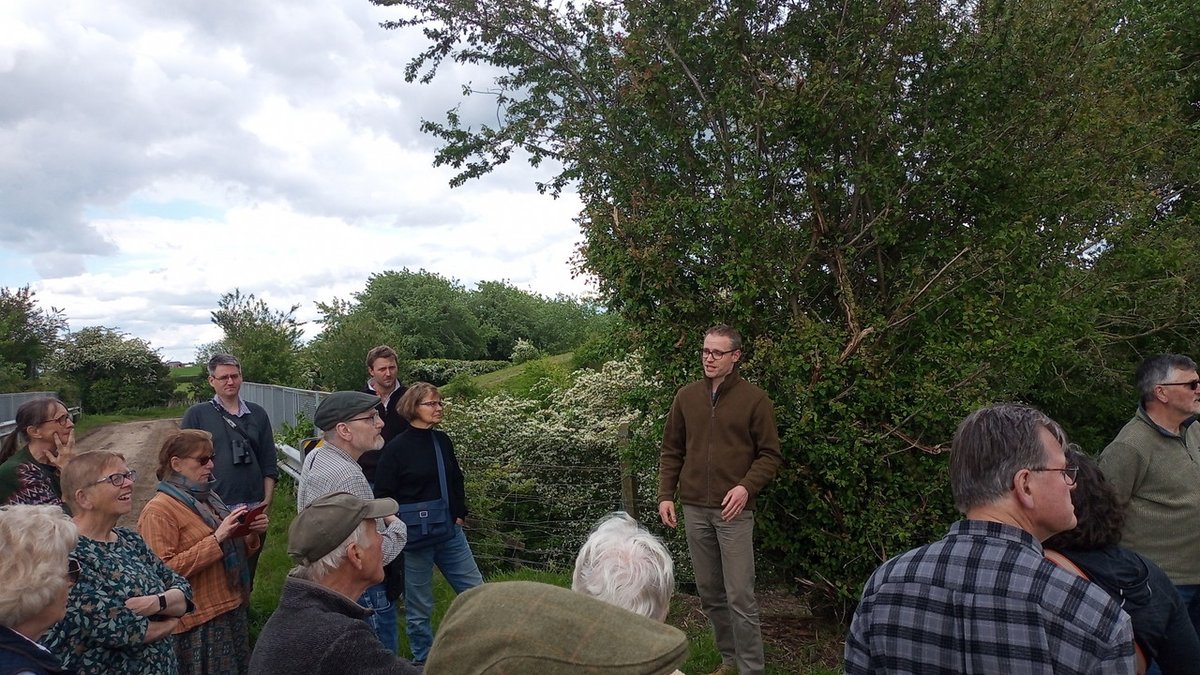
[76,418,181,528]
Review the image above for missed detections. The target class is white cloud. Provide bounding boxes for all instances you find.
[1,0,593,362]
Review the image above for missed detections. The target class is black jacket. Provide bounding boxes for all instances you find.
[356,383,409,485]
[1061,546,1200,674]
[373,426,468,521]
[0,625,71,675]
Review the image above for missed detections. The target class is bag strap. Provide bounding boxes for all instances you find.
[1044,548,1147,675]
[430,433,450,505]
[211,400,258,450]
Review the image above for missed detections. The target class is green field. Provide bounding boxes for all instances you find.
[170,365,203,379]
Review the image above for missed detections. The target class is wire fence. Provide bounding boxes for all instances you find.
[0,391,58,424]
[239,382,327,434]
[0,392,81,442]
[253,381,668,576]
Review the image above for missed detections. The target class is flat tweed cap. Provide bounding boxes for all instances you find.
[287,491,397,564]
[313,390,380,431]
[425,581,688,675]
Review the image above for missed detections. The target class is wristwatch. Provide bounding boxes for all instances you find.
[157,593,166,611]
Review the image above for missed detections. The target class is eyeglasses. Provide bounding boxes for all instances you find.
[211,373,242,383]
[67,558,81,584]
[92,470,137,487]
[419,401,446,408]
[699,348,737,360]
[39,413,72,426]
[189,454,216,465]
[346,413,381,424]
[1159,380,1200,391]
[1029,466,1079,486]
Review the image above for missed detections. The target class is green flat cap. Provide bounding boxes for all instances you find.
[287,491,397,564]
[425,581,688,674]
[313,390,380,431]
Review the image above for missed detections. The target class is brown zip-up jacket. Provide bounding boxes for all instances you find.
[657,371,783,510]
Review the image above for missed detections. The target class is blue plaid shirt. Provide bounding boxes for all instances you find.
[845,519,1134,674]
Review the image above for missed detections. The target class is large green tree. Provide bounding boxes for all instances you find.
[378,0,1200,609]
[210,289,307,387]
[351,269,486,360]
[471,281,603,359]
[307,301,398,391]
[50,327,174,413]
[0,286,66,387]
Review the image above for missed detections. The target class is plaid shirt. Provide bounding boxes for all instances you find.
[845,520,1134,674]
[298,442,406,564]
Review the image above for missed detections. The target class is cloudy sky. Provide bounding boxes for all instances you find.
[1,0,590,362]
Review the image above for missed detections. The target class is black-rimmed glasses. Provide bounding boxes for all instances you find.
[1029,466,1079,486]
[700,348,736,360]
[346,413,381,424]
[92,470,137,487]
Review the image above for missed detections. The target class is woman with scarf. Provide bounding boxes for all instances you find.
[0,397,75,506]
[138,430,267,675]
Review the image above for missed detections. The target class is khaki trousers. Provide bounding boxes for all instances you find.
[682,505,764,675]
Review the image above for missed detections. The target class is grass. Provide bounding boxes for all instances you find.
[170,365,204,379]
[73,405,189,438]
[248,477,300,642]
[248,491,842,673]
[471,353,574,396]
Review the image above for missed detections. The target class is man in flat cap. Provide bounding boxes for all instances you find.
[249,492,421,675]
[298,391,408,652]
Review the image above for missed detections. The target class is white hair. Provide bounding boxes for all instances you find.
[572,512,674,621]
[290,520,373,582]
[0,505,78,627]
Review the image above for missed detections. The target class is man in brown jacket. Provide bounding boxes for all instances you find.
[658,324,783,675]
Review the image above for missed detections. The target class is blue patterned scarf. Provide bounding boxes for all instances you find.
[157,474,252,599]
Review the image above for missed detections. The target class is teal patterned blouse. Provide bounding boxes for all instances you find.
[42,527,193,675]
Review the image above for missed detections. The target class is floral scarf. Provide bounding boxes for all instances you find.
[156,474,252,599]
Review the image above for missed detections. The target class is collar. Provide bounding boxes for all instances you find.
[706,370,743,394]
[210,395,250,417]
[1134,405,1194,439]
[365,379,402,409]
[317,441,357,463]
[282,576,372,619]
[0,625,61,668]
[950,519,1043,554]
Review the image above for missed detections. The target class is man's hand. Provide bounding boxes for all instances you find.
[658,500,677,529]
[720,485,749,522]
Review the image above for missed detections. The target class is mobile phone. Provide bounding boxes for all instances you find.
[230,502,268,537]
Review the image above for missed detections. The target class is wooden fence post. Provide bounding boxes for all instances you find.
[618,422,638,519]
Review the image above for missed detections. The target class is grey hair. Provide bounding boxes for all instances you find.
[949,404,1067,513]
[1135,354,1198,405]
[289,520,373,582]
[572,512,674,621]
[0,505,79,627]
[206,353,241,376]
